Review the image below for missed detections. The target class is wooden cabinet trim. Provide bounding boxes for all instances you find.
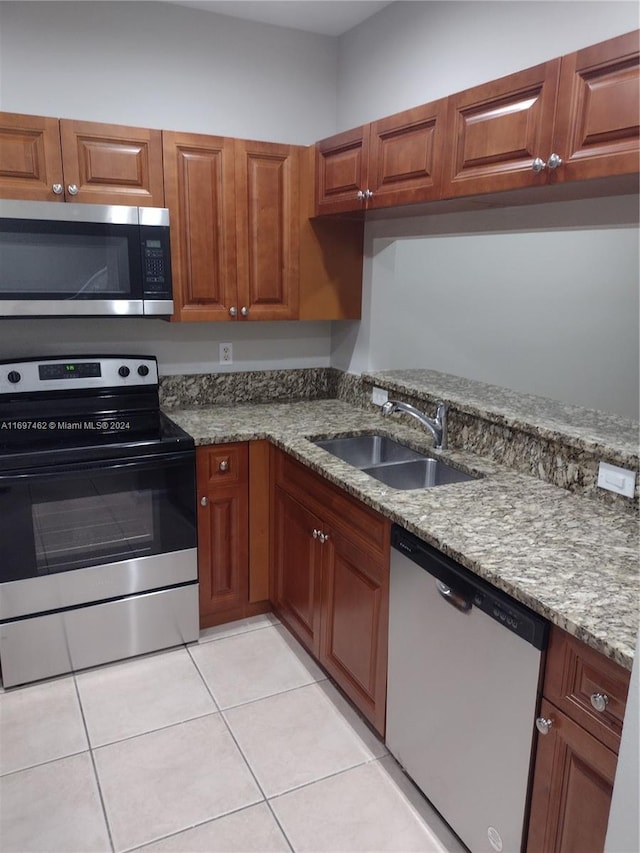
[249,440,270,602]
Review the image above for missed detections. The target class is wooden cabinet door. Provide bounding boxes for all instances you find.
[319,527,389,734]
[368,99,447,208]
[196,444,249,626]
[0,112,64,201]
[163,131,237,322]
[553,30,640,183]
[443,59,561,198]
[527,699,617,853]
[235,140,299,320]
[272,486,322,657]
[315,125,369,215]
[59,120,164,205]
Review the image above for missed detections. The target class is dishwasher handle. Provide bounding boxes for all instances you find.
[436,580,472,613]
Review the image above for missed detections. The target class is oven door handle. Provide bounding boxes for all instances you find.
[0,450,193,481]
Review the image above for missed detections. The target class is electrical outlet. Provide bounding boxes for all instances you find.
[219,342,233,364]
[372,386,389,406]
[597,462,636,498]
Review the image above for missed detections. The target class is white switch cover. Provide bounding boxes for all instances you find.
[597,462,636,498]
[372,386,389,406]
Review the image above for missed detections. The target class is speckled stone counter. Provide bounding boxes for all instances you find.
[362,370,640,508]
[165,399,639,670]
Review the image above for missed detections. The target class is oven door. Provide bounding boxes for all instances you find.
[0,450,197,620]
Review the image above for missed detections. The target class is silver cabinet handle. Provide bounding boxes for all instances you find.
[590,692,609,713]
[67,184,79,196]
[532,158,546,173]
[312,528,319,539]
[319,532,329,544]
[548,153,563,170]
[240,306,249,317]
[364,189,374,199]
[356,190,365,200]
[52,183,63,195]
[536,717,553,735]
[218,460,228,472]
[229,306,237,317]
[200,496,209,507]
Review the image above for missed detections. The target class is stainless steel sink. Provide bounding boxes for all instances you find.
[312,433,478,490]
[313,434,424,469]
[363,458,476,490]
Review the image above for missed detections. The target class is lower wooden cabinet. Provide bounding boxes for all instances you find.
[527,627,631,852]
[196,441,270,627]
[271,449,390,734]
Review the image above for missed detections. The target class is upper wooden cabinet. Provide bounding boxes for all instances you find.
[165,133,363,322]
[315,98,447,214]
[443,60,562,197]
[316,30,639,212]
[0,112,164,205]
[445,31,639,197]
[235,139,299,321]
[553,29,640,183]
[164,133,297,322]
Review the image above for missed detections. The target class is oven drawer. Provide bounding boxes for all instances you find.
[0,582,199,688]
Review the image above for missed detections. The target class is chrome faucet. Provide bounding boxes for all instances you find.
[381,399,448,449]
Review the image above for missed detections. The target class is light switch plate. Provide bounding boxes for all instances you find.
[372,386,388,406]
[597,462,636,498]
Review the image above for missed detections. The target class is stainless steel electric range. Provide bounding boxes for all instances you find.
[0,355,198,688]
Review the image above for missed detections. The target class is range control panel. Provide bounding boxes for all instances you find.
[0,356,159,395]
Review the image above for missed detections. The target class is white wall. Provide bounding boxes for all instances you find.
[337,1,640,128]
[332,196,640,419]
[0,1,338,374]
[0,1,337,143]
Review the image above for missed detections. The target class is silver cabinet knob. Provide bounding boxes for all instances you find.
[364,189,374,199]
[319,532,330,544]
[532,158,546,173]
[229,306,237,317]
[356,190,365,201]
[312,528,320,539]
[240,306,249,317]
[548,153,563,170]
[590,692,609,713]
[218,460,228,472]
[52,183,63,195]
[536,717,553,735]
[67,184,79,196]
[200,496,209,507]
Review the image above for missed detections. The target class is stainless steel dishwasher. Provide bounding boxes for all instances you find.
[386,525,548,853]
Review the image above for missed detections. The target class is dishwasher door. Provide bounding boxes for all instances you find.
[386,526,547,853]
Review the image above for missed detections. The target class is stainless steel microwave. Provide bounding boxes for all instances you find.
[0,199,173,318]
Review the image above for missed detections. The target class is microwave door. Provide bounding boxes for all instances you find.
[0,216,144,317]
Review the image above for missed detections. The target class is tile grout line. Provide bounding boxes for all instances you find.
[72,674,116,853]
[187,637,296,853]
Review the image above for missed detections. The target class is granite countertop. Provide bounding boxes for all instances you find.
[364,369,640,466]
[166,399,639,670]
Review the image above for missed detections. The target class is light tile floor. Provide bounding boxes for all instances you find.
[0,614,467,853]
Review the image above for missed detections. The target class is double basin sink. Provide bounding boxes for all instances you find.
[313,434,477,491]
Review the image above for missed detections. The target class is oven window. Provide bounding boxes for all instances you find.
[0,455,196,583]
[32,487,155,573]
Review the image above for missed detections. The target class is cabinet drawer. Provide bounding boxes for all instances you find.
[543,627,630,753]
[274,449,388,559]
[197,443,248,488]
